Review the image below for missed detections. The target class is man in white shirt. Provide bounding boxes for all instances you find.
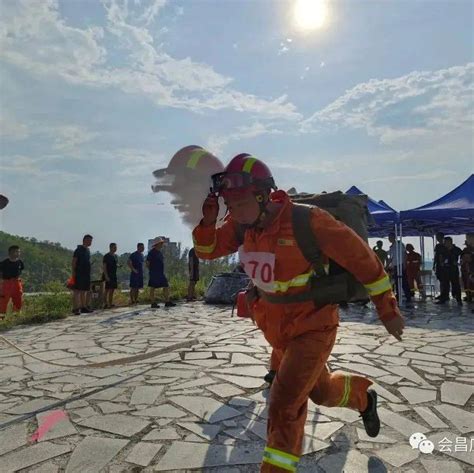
[387,233,411,302]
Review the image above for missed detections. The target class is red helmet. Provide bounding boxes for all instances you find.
[153,145,224,180]
[211,153,276,197]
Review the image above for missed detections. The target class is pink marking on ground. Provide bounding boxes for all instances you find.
[30,410,68,442]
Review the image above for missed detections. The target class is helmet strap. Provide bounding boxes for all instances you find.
[248,190,270,228]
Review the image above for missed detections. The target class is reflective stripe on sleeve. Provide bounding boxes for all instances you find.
[193,237,216,254]
[364,275,391,296]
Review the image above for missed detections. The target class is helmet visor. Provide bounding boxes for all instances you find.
[211,172,253,194]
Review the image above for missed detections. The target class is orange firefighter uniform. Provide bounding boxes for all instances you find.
[193,190,399,472]
[0,279,23,313]
[0,257,24,315]
[406,250,424,297]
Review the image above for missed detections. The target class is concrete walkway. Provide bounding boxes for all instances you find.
[0,300,472,472]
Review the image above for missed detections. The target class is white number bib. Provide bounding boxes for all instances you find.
[238,246,275,292]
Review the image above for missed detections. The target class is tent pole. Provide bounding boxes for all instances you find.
[400,223,404,305]
[395,223,403,305]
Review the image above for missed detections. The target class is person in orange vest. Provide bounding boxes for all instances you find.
[405,243,426,300]
[0,245,25,318]
[193,154,405,473]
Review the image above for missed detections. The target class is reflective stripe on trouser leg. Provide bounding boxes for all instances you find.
[337,374,351,407]
[263,447,299,472]
[309,369,372,412]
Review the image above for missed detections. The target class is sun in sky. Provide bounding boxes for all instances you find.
[294,0,329,31]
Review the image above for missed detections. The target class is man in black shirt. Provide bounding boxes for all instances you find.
[0,245,24,318]
[436,236,462,306]
[103,243,118,309]
[187,247,200,301]
[433,232,448,301]
[72,234,93,315]
[461,234,474,302]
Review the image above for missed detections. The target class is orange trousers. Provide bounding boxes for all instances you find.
[406,269,424,295]
[0,279,23,314]
[261,325,372,472]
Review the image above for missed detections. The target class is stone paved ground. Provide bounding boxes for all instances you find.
[0,300,473,472]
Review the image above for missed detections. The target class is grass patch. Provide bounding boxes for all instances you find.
[0,277,213,332]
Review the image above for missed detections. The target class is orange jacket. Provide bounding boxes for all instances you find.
[406,251,422,274]
[193,190,400,348]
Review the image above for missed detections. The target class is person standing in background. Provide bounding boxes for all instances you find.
[103,243,118,309]
[387,233,411,303]
[406,244,425,300]
[187,247,200,301]
[373,240,388,269]
[433,232,448,301]
[72,235,93,315]
[147,238,176,308]
[461,234,474,303]
[128,243,145,305]
[436,237,462,306]
[0,245,24,319]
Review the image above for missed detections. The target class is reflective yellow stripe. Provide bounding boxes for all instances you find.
[187,149,207,169]
[242,157,257,173]
[263,447,299,472]
[364,275,391,296]
[193,238,216,254]
[338,375,351,407]
[273,271,313,293]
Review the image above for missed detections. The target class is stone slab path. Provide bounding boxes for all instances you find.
[0,300,473,472]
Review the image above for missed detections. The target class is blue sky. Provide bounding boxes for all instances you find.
[0,0,472,255]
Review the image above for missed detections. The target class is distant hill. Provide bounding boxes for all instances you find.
[0,231,234,292]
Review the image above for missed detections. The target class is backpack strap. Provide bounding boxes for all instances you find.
[235,204,326,278]
[291,204,327,278]
[234,222,245,246]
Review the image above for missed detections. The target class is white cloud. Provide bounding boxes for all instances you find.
[0,0,106,83]
[0,0,299,119]
[0,155,38,175]
[0,117,29,140]
[53,126,98,151]
[278,43,290,55]
[207,122,283,155]
[303,63,474,143]
[114,148,166,176]
[365,169,458,184]
[137,0,167,26]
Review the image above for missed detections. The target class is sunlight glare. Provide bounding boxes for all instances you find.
[294,0,328,31]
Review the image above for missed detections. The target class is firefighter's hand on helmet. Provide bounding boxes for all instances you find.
[202,193,219,226]
[382,313,405,341]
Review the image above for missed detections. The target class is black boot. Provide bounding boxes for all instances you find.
[360,390,380,438]
[264,370,276,385]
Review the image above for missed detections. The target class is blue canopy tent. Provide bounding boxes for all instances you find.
[379,200,396,212]
[399,174,474,236]
[345,185,399,237]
